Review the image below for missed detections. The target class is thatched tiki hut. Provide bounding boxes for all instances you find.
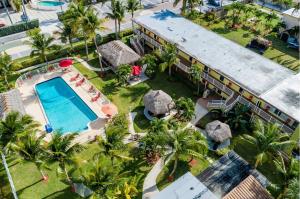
[98,40,141,70]
[143,90,175,116]
[205,120,232,143]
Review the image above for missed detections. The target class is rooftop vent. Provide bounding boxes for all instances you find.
[181,37,187,42]
[167,27,173,31]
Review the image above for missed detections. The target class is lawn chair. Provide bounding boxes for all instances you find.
[91,92,101,102]
[76,78,85,87]
[70,74,80,82]
[88,85,96,93]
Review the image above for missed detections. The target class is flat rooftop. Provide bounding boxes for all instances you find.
[154,172,217,199]
[261,73,300,121]
[282,8,300,18]
[133,10,294,96]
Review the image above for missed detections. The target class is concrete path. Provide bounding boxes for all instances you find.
[190,99,209,125]
[73,57,111,72]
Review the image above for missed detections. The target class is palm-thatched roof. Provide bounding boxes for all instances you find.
[98,40,140,68]
[143,90,175,115]
[205,120,232,143]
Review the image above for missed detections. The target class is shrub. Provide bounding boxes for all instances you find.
[0,19,39,37]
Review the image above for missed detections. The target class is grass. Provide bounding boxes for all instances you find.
[188,8,300,71]
[73,61,196,131]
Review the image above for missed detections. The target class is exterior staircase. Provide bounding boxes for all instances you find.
[207,92,240,112]
[130,36,144,56]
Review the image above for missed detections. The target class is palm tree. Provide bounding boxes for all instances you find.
[116,64,131,86]
[167,129,208,177]
[47,132,84,184]
[67,3,94,60]
[149,118,168,134]
[96,126,132,166]
[54,22,76,52]
[285,177,300,199]
[83,10,105,69]
[0,52,15,88]
[159,44,179,76]
[239,120,296,168]
[126,0,140,30]
[274,155,299,198]
[12,133,50,180]
[0,111,40,152]
[190,63,202,95]
[106,0,125,39]
[25,31,56,65]
[175,97,195,121]
[292,2,300,14]
[115,176,140,199]
[224,104,250,131]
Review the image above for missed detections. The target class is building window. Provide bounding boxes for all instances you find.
[292,121,299,129]
[204,66,208,72]
[239,87,243,93]
[274,109,282,116]
[220,75,224,81]
[217,89,222,94]
[256,101,262,107]
[189,56,193,62]
[154,34,157,40]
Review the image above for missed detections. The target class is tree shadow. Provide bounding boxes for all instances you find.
[211,27,231,35]
[17,179,43,195]
[120,85,150,104]
[101,81,119,96]
[40,187,80,199]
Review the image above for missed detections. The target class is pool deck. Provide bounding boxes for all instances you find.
[17,66,110,143]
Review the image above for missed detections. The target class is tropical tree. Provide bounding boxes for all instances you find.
[239,120,296,168]
[149,118,168,134]
[0,52,15,87]
[175,97,195,121]
[273,155,299,198]
[158,44,179,76]
[167,129,208,177]
[83,10,105,69]
[47,132,85,184]
[141,53,158,78]
[126,0,140,30]
[223,104,250,131]
[66,2,94,60]
[285,177,300,199]
[190,63,202,95]
[25,30,57,65]
[12,133,50,180]
[293,2,300,14]
[106,0,125,39]
[226,2,245,27]
[116,64,131,86]
[0,111,40,153]
[54,22,76,52]
[115,175,141,199]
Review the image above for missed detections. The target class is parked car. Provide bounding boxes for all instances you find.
[246,37,272,54]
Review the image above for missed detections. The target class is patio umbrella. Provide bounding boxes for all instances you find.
[101,104,118,117]
[143,90,175,115]
[205,120,232,143]
[59,59,73,68]
[132,65,142,76]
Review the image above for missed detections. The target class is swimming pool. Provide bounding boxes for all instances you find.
[37,1,65,6]
[35,77,97,133]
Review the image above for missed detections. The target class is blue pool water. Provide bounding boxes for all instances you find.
[35,77,97,133]
[38,1,65,6]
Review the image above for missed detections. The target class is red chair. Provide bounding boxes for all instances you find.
[88,86,96,93]
[91,92,101,102]
[76,78,85,87]
[70,74,80,81]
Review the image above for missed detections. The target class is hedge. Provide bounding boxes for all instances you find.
[0,19,39,37]
[13,29,133,71]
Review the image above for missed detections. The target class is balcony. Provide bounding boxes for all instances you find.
[133,29,161,49]
[175,61,190,73]
[202,72,234,96]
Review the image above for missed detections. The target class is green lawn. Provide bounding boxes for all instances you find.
[188,9,300,71]
[73,61,196,132]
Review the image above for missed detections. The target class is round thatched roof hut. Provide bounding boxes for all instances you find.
[143,90,175,116]
[205,120,232,143]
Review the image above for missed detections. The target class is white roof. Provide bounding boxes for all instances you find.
[261,73,300,121]
[282,8,300,18]
[133,10,294,95]
[154,172,217,199]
